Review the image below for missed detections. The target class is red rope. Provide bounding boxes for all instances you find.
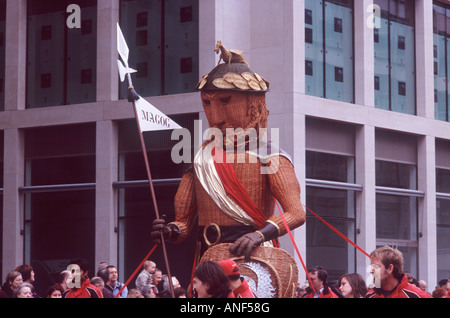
[275,199,316,295]
[114,244,158,298]
[176,204,196,222]
[189,241,200,298]
[304,205,371,259]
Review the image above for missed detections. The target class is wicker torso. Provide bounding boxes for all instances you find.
[194,152,274,227]
[171,149,305,243]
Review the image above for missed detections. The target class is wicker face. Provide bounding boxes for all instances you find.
[201,91,251,132]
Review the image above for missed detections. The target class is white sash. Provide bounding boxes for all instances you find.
[193,145,256,227]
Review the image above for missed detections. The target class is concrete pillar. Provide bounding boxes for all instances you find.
[292,113,307,284]
[354,0,375,108]
[2,129,25,281]
[97,0,120,102]
[355,125,376,275]
[4,0,27,111]
[417,135,437,290]
[95,121,119,270]
[415,0,435,119]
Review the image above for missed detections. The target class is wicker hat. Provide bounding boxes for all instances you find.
[196,42,270,92]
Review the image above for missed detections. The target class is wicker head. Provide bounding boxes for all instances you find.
[199,243,298,298]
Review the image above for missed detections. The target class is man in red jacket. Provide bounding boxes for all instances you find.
[302,266,340,298]
[62,258,103,298]
[218,259,258,298]
[366,246,431,298]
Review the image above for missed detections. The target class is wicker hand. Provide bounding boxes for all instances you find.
[150,218,170,244]
[229,232,263,259]
[229,222,279,259]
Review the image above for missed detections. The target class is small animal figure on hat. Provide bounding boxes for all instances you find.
[214,40,249,65]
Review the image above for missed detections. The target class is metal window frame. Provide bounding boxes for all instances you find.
[437,192,450,200]
[305,178,363,191]
[375,186,425,197]
[16,177,183,193]
[19,183,96,194]
[112,178,182,189]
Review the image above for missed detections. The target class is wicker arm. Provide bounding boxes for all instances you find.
[266,156,306,236]
[165,170,197,243]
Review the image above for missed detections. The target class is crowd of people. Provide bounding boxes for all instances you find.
[295,246,449,299]
[0,246,449,299]
[0,257,188,299]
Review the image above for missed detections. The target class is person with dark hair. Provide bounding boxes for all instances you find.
[337,273,368,298]
[157,274,181,297]
[96,268,112,296]
[105,265,128,298]
[45,284,64,298]
[174,287,187,298]
[127,289,145,298]
[62,258,102,298]
[437,278,449,291]
[15,264,40,298]
[193,261,234,298]
[14,265,34,284]
[218,259,257,298]
[366,246,431,298]
[405,272,420,287]
[303,266,340,298]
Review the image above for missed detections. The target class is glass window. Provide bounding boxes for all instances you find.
[22,124,96,296]
[26,0,97,108]
[116,113,199,289]
[437,168,450,281]
[25,190,95,296]
[376,160,417,190]
[375,159,418,277]
[376,194,417,241]
[433,2,450,122]
[374,0,416,115]
[306,151,355,183]
[305,0,354,103]
[0,0,5,111]
[119,0,199,98]
[437,168,450,193]
[306,151,357,281]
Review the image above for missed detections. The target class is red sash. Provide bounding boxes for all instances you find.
[213,149,266,227]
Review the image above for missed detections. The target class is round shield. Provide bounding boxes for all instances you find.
[200,243,298,298]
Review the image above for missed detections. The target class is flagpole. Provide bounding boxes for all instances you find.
[118,23,175,297]
[129,85,175,298]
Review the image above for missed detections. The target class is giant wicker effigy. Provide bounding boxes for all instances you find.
[158,42,306,298]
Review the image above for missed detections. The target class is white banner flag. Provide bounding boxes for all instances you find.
[117,23,182,132]
[135,95,182,132]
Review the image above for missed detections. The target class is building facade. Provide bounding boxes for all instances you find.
[0,0,449,295]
